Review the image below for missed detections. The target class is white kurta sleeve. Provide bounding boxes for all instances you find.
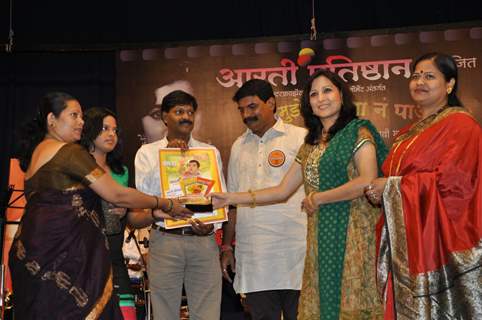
[134,145,158,196]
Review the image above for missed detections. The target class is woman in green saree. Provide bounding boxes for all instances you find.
[212,69,387,319]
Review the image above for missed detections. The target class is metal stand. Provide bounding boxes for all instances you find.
[125,229,151,319]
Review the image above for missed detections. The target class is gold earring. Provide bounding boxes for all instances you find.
[447,87,452,94]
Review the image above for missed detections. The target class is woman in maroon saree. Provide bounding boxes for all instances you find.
[10,92,191,319]
[10,149,120,318]
[366,53,481,319]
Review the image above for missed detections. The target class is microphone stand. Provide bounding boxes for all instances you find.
[125,228,150,320]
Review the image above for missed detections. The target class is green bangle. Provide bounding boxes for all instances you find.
[164,198,174,213]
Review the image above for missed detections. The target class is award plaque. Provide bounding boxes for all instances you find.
[158,147,227,229]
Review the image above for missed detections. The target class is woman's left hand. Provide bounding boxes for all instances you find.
[364,177,387,206]
[209,192,231,209]
[301,192,319,216]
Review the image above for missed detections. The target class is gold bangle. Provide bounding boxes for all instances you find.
[220,244,233,253]
[247,189,256,208]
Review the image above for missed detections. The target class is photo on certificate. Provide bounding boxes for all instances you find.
[159,147,227,229]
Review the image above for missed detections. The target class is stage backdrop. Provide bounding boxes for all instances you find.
[117,24,482,181]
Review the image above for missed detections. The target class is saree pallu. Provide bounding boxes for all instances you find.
[9,188,122,319]
[377,108,482,319]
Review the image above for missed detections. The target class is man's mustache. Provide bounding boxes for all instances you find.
[243,116,258,125]
[178,119,193,126]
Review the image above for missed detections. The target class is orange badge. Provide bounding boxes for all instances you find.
[268,150,285,167]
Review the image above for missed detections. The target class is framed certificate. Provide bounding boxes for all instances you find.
[159,147,227,229]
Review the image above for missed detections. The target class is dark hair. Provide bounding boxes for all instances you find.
[301,69,358,145]
[188,159,200,167]
[17,92,76,171]
[232,79,276,112]
[160,90,198,114]
[412,52,463,107]
[80,107,125,175]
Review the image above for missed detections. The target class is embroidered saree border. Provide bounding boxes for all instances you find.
[86,269,114,320]
[381,177,482,319]
[85,167,105,184]
[393,107,471,145]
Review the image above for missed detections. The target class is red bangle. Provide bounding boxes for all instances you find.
[220,244,233,253]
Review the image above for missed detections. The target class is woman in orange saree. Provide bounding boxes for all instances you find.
[365,52,481,319]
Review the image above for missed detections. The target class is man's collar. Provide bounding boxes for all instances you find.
[242,117,286,141]
[162,134,195,146]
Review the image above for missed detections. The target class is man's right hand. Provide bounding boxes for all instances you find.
[221,250,236,283]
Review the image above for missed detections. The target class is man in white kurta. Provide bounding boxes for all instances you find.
[221,79,307,320]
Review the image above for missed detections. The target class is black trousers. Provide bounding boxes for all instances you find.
[245,289,300,320]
